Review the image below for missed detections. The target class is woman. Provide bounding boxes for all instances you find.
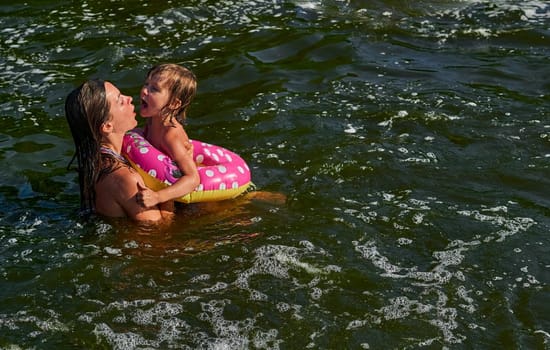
[65,79,176,222]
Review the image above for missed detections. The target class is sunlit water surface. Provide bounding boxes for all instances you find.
[0,1,549,348]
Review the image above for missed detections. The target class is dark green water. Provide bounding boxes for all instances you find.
[1,1,549,348]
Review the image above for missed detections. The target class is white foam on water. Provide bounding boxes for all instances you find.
[475,0,550,22]
[15,217,43,235]
[193,298,280,349]
[103,247,122,256]
[131,301,184,325]
[534,330,550,345]
[235,243,337,289]
[428,0,549,43]
[87,299,194,348]
[0,310,69,339]
[94,323,157,350]
[226,242,341,335]
[347,194,538,345]
[456,208,535,242]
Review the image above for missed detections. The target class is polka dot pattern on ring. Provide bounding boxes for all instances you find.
[123,130,251,202]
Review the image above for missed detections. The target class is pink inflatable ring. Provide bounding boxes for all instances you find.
[122,128,252,203]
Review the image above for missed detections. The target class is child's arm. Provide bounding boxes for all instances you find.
[137,127,199,207]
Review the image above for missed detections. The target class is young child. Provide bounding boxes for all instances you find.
[135,63,200,208]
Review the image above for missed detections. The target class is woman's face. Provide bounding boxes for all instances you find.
[105,81,137,133]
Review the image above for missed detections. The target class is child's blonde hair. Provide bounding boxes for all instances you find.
[147,63,197,124]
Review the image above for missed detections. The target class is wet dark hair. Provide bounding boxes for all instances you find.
[65,79,120,213]
[146,63,197,124]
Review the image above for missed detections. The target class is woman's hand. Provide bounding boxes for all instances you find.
[136,182,161,208]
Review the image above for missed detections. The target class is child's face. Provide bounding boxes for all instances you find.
[140,74,172,118]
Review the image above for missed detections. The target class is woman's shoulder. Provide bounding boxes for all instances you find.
[99,164,140,189]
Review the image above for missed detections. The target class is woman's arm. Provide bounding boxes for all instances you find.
[113,167,175,222]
